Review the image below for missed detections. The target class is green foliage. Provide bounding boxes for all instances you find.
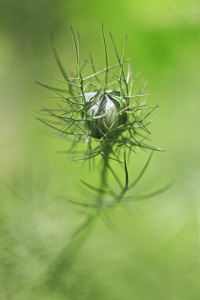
[37,26,164,166]
[36,27,168,230]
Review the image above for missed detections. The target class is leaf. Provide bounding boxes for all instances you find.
[67,199,95,208]
[124,152,129,190]
[50,34,72,93]
[129,151,153,189]
[102,23,108,85]
[80,180,111,194]
[36,81,69,93]
[127,182,173,201]
[70,26,79,67]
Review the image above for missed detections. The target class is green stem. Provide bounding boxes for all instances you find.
[100,145,111,188]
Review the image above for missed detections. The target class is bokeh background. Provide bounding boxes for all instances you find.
[1,0,200,299]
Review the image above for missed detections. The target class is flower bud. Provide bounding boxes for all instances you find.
[84,90,127,139]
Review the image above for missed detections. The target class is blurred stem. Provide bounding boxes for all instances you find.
[100,145,111,188]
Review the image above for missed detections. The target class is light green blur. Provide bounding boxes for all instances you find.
[0,0,200,299]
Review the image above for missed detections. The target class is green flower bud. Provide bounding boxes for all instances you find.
[84,90,128,139]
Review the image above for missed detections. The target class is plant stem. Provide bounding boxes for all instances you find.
[100,145,111,188]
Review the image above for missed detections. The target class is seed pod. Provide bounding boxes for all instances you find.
[84,90,128,139]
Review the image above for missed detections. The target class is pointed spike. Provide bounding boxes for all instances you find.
[107,162,123,190]
[89,54,101,83]
[36,81,69,93]
[70,25,79,68]
[49,76,80,87]
[80,180,111,194]
[102,23,108,86]
[129,152,153,189]
[67,199,95,208]
[124,152,129,190]
[130,182,173,201]
[50,34,72,93]
[121,34,129,95]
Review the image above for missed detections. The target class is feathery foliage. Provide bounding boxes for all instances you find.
[37,26,165,168]
[37,25,167,232]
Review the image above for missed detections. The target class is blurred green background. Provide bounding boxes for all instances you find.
[1,0,200,299]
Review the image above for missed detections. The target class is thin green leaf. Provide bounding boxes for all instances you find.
[106,162,123,190]
[109,32,127,93]
[67,199,96,208]
[50,76,81,87]
[80,180,111,194]
[36,81,69,93]
[70,26,79,68]
[102,23,108,86]
[129,151,153,189]
[127,182,173,201]
[90,53,101,82]
[50,34,72,93]
[124,152,129,190]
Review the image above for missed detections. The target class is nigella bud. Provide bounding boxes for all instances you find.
[84,90,128,139]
